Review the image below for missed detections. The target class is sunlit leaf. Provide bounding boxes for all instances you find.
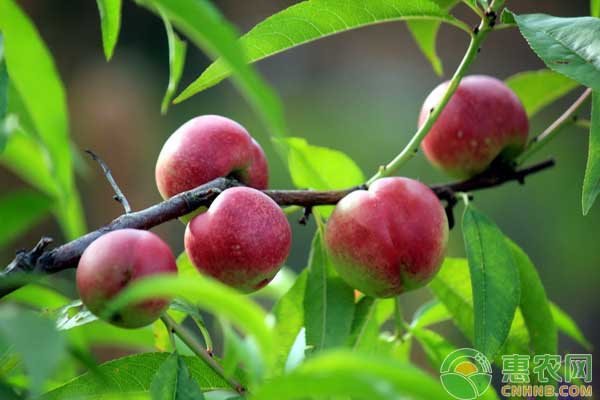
[107,275,274,372]
[191,0,463,93]
[505,69,579,117]
[3,284,70,310]
[510,11,600,91]
[592,0,600,18]
[272,269,308,374]
[282,137,364,190]
[407,0,460,76]
[304,231,355,352]
[96,0,122,60]
[40,353,230,399]
[582,91,600,215]
[462,206,520,359]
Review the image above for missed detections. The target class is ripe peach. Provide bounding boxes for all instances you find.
[184,187,291,292]
[420,75,528,178]
[324,177,448,298]
[76,229,177,328]
[155,115,268,199]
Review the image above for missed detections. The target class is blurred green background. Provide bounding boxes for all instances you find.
[0,0,597,357]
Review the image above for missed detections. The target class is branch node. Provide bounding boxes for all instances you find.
[298,206,313,225]
[86,150,132,213]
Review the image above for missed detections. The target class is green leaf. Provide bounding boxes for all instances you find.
[272,269,308,374]
[0,189,53,248]
[583,91,600,215]
[347,296,379,352]
[413,328,501,400]
[505,69,579,117]
[3,284,70,310]
[304,231,355,352]
[428,258,530,359]
[150,352,205,400]
[96,0,122,60]
[66,320,156,350]
[407,0,460,76]
[0,0,85,239]
[252,350,450,400]
[510,11,600,91]
[411,328,454,370]
[282,137,364,190]
[592,0,600,17]
[0,34,7,152]
[55,300,99,331]
[0,0,73,197]
[107,274,274,372]
[462,205,520,359]
[0,127,58,196]
[410,299,450,329]
[550,303,592,350]
[158,7,187,114]
[191,0,463,94]
[41,353,230,399]
[507,239,557,355]
[146,0,287,140]
[0,307,66,395]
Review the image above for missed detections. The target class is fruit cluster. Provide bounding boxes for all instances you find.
[76,76,528,328]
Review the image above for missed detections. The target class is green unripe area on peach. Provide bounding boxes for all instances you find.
[76,229,177,328]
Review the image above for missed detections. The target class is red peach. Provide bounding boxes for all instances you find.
[184,187,291,293]
[76,229,177,328]
[420,75,529,178]
[155,115,268,199]
[324,177,448,298]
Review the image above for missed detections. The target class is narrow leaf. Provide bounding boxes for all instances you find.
[96,0,122,60]
[107,274,274,371]
[0,0,85,238]
[252,350,450,400]
[0,33,7,152]
[150,352,205,400]
[510,11,600,91]
[41,353,230,399]
[407,0,460,76]
[0,189,53,248]
[462,206,520,359]
[592,0,600,17]
[273,269,308,374]
[583,91,600,214]
[159,8,187,114]
[505,69,579,117]
[190,0,462,94]
[347,296,379,352]
[146,0,287,139]
[429,258,530,359]
[550,303,592,350]
[410,299,450,329]
[304,231,355,352]
[507,239,557,355]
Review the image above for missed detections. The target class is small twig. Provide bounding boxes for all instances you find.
[298,206,313,225]
[160,314,245,394]
[85,150,132,213]
[518,88,592,164]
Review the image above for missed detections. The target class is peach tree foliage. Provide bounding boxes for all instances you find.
[0,0,597,399]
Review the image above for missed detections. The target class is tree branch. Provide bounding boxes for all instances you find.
[0,159,554,298]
